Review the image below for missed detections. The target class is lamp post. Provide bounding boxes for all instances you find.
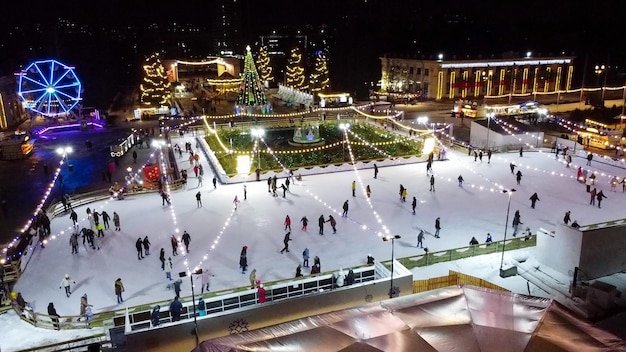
[594,65,605,87]
[339,123,350,160]
[499,189,516,278]
[56,146,73,162]
[251,128,264,170]
[383,235,401,298]
[180,269,203,346]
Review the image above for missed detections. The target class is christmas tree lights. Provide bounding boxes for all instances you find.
[236,46,268,107]
[255,46,274,85]
[309,51,330,93]
[140,53,172,107]
[285,47,307,90]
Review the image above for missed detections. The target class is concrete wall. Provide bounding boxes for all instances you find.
[124,273,413,351]
[537,223,582,276]
[579,224,626,279]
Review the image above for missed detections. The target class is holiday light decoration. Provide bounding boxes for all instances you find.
[256,45,274,84]
[285,47,307,90]
[140,53,171,107]
[309,51,330,93]
[236,46,268,107]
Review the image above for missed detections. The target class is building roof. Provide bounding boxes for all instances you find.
[194,285,625,352]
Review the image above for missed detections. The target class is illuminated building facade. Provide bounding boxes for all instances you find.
[0,75,27,130]
[380,56,575,101]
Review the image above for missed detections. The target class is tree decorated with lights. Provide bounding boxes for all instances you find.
[309,51,330,93]
[256,45,274,85]
[140,52,171,107]
[286,46,307,90]
[236,45,268,107]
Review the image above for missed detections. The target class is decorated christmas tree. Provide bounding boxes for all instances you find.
[256,45,274,85]
[236,45,268,107]
[285,47,308,90]
[140,52,171,107]
[309,51,330,93]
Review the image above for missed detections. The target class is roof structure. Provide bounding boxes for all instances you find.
[195,286,626,352]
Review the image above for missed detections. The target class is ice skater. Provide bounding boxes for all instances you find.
[412,196,417,214]
[284,215,291,231]
[342,200,349,217]
[529,192,540,209]
[318,214,325,235]
[280,232,292,253]
[300,216,308,231]
[417,230,424,248]
[434,217,441,238]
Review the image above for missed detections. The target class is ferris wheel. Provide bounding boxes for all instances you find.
[17,59,82,117]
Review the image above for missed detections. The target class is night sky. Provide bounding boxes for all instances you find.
[2,0,626,106]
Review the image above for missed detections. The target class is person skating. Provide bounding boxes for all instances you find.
[512,210,522,236]
[143,236,151,256]
[113,211,121,231]
[401,187,408,202]
[563,211,571,224]
[302,247,310,267]
[610,176,619,192]
[300,216,309,231]
[115,278,125,304]
[399,184,405,200]
[79,294,92,321]
[48,302,60,330]
[284,215,291,231]
[280,183,288,198]
[458,175,464,187]
[311,263,321,275]
[212,176,217,189]
[280,232,292,253]
[571,220,581,228]
[429,175,435,192]
[285,177,290,191]
[434,217,441,238]
[151,305,161,327]
[240,246,248,274]
[586,153,593,166]
[585,176,593,192]
[342,200,349,217]
[249,268,257,289]
[195,191,202,207]
[173,279,182,298]
[374,164,378,179]
[233,195,240,210]
[159,248,166,271]
[267,177,272,193]
[487,150,492,163]
[474,150,478,162]
[529,192,540,209]
[160,191,171,205]
[243,184,247,200]
[469,236,479,245]
[516,170,522,185]
[366,185,371,198]
[92,211,100,226]
[510,162,516,174]
[412,197,417,214]
[70,210,78,225]
[590,188,597,205]
[597,190,607,208]
[101,211,110,229]
[318,215,325,235]
[135,238,144,260]
[182,231,191,252]
[519,146,523,157]
[327,215,337,234]
[486,233,493,244]
[272,182,278,197]
[69,233,79,254]
[96,222,104,237]
[258,284,267,303]
[59,274,75,297]
[367,254,375,265]
[479,151,483,162]
[200,268,212,293]
[171,235,179,256]
[417,230,424,248]
[351,180,356,197]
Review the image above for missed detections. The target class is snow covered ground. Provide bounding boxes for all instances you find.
[4,132,626,351]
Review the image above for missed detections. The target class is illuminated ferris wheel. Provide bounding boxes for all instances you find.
[17,59,82,117]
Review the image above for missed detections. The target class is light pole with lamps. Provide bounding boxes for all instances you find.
[383,235,401,298]
[339,123,350,160]
[251,128,264,170]
[179,269,203,346]
[499,188,517,278]
[56,146,73,191]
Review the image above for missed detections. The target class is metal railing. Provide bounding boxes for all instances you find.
[122,264,378,332]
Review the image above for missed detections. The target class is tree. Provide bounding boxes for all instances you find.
[256,46,274,85]
[285,47,307,90]
[236,45,268,107]
[310,51,330,93]
[140,52,171,107]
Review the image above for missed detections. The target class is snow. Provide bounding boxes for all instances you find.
[4,133,626,351]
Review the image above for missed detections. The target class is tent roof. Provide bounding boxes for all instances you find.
[194,286,626,352]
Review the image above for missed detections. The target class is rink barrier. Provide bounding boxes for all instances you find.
[387,234,536,270]
[13,333,109,352]
[116,264,381,333]
[412,270,508,294]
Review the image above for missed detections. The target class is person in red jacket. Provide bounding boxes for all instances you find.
[257,284,266,303]
[284,215,291,231]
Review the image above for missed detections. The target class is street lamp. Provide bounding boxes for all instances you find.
[251,128,264,170]
[594,65,605,86]
[179,269,202,346]
[382,234,401,298]
[339,123,350,160]
[56,146,73,161]
[499,188,516,278]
